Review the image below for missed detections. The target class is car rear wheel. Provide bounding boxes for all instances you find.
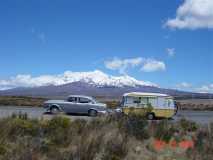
[88,109,97,117]
[50,106,60,114]
[147,113,155,120]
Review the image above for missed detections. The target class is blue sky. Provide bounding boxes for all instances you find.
[0,0,213,92]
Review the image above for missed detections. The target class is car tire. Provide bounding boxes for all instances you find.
[88,109,98,117]
[147,113,155,120]
[174,102,179,116]
[50,106,60,114]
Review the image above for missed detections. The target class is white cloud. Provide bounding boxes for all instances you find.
[196,84,213,93]
[176,82,192,88]
[197,86,210,93]
[104,57,143,74]
[166,48,175,57]
[105,57,166,73]
[165,0,213,29]
[175,82,213,93]
[0,70,157,90]
[141,59,166,72]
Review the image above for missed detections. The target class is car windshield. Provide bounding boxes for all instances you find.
[91,97,98,103]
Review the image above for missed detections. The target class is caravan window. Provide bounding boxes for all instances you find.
[140,97,148,105]
[125,96,141,104]
[133,97,142,104]
[125,96,157,107]
[157,97,166,108]
[148,97,157,107]
[165,98,174,108]
[125,97,133,104]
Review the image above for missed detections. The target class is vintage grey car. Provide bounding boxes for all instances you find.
[43,95,108,116]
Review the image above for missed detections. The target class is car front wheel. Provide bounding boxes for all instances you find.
[88,109,98,117]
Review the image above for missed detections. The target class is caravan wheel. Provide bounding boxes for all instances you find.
[147,113,155,120]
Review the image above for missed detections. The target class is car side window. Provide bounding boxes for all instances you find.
[68,97,77,103]
[79,97,91,104]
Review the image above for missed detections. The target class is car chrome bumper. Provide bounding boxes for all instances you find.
[97,110,108,115]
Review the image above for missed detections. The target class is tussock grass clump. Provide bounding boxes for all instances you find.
[121,114,150,140]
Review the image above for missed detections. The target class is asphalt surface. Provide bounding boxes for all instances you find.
[0,106,213,124]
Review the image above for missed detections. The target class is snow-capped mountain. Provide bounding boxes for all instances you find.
[0,70,157,90]
[1,70,211,99]
[62,70,157,87]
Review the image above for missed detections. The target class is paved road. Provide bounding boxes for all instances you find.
[0,106,92,121]
[0,106,213,124]
[174,110,213,125]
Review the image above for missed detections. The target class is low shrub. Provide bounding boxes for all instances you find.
[7,118,40,138]
[43,116,71,146]
[179,118,198,132]
[186,123,213,160]
[153,120,177,142]
[0,144,7,155]
[123,113,150,140]
[102,133,128,160]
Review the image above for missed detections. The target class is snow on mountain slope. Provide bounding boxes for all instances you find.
[0,70,157,90]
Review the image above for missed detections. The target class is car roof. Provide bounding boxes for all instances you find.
[123,92,172,98]
[68,95,93,99]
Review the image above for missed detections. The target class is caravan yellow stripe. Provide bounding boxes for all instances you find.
[122,108,175,118]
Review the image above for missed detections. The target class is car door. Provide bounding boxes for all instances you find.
[63,97,78,113]
[76,97,92,114]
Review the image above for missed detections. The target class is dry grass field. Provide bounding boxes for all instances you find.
[176,99,213,111]
[0,96,46,107]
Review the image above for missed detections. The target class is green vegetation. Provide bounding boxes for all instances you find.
[0,96,46,107]
[0,113,212,160]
